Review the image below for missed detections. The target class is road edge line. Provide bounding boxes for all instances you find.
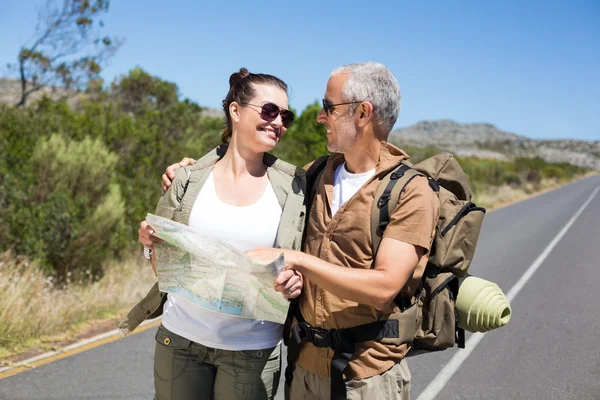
[0,318,162,379]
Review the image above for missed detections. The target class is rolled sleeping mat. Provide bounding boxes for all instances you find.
[455,276,511,333]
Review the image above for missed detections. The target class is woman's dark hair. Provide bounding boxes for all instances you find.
[221,68,288,143]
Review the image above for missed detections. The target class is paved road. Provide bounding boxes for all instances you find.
[2,175,599,400]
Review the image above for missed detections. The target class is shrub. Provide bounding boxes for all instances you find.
[542,166,567,180]
[1,134,125,279]
[502,172,523,187]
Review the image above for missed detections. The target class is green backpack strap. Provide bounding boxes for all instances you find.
[371,162,425,257]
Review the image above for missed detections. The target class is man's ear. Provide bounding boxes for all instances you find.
[357,101,374,128]
[230,102,242,123]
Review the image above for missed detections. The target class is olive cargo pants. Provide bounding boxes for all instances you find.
[154,324,281,400]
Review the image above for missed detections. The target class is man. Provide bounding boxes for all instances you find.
[156,62,439,399]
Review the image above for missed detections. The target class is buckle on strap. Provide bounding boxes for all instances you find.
[312,328,344,349]
[291,322,312,344]
[377,193,391,208]
[291,323,345,349]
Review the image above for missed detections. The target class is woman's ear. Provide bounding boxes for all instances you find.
[230,101,242,123]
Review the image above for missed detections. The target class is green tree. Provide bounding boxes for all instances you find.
[274,101,328,166]
[111,67,180,114]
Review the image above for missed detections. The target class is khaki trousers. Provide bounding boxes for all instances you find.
[154,324,281,400]
[288,360,411,400]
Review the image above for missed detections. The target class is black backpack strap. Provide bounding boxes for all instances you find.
[300,154,330,247]
[330,340,355,400]
[305,155,330,212]
[283,298,303,394]
[371,163,424,256]
[448,275,465,349]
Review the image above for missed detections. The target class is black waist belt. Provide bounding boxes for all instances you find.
[284,300,403,400]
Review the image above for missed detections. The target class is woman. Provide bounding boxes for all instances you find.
[119,68,306,400]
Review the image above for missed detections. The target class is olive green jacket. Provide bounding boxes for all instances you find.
[119,144,306,336]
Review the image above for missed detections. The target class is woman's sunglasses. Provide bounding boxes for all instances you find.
[241,102,295,128]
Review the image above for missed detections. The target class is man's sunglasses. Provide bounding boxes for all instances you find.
[322,99,363,115]
[241,102,294,128]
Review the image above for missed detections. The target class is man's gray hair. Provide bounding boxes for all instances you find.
[331,62,401,135]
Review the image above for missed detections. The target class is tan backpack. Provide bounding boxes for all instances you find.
[371,152,486,354]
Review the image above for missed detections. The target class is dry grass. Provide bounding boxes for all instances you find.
[474,173,597,210]
[473,181,551,210]
[0,251,156,359]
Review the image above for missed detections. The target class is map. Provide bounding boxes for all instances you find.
[146,214,290,324]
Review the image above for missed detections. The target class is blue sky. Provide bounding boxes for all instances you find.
[1,0,599,140]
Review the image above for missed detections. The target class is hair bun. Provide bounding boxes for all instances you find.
[229,68,250,87]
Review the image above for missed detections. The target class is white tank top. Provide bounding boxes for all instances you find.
[161,171,283,350]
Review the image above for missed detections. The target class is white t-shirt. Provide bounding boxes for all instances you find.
[161,171,283,351]
[331,162,376,216]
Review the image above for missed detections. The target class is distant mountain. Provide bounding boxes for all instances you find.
[0,78,224,119]
[0,78,79,106]
[390,120,600,170]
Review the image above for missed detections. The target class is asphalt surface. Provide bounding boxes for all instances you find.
[2,175,599,400]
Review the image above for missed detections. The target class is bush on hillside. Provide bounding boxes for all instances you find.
[0,134,125,279]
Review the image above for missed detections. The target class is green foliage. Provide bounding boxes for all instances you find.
[112,67,180,113]
[0,68,214,278]
[456,157,507,184]
[501,172,523,187]
[397,145,588,192]
[31,134,119,201]
[272,101,329,167]
[402,145,441,164]
[474,140,514,154]
[457,155,586,188]
[1,134,125,278]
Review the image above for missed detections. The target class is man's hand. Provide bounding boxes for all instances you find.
[245,247,304,299]
[245,247,301,267]
[246,246,283,264]
[162,157,196,193]
[274,270,303,299]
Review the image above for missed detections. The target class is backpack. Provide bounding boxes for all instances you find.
[373,152,486,354]
[284,151,486,400]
